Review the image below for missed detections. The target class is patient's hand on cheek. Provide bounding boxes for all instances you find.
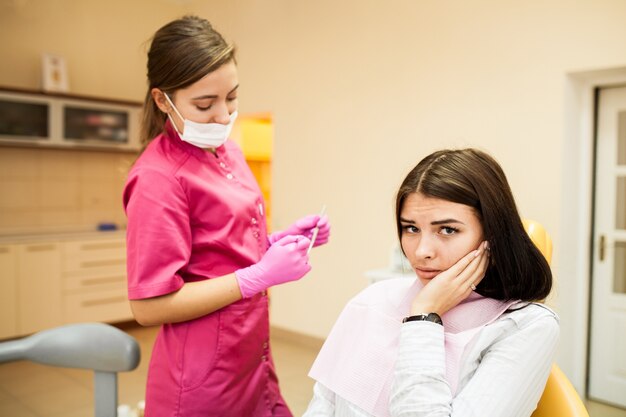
[410,241,489,316]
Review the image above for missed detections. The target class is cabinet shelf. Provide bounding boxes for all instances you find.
[0,86,142,152]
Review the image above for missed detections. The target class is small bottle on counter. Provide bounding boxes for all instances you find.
[117,404,134,417]
[136,400,145,417]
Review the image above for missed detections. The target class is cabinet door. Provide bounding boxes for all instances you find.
[0,93,52,145]
[60,98,141,150]
[17,242,63,334]
[0,245,17,339]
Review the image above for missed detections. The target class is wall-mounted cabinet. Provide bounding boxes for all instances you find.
[0,87,141,152]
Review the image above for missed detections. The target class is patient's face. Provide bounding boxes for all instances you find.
[399,192,484,286]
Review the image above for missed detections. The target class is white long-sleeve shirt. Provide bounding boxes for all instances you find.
[303,303,559,417]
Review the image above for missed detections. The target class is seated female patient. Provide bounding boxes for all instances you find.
[304,148,558,417]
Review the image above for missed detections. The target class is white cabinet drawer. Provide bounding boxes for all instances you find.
[64,288,132,323]
[62,238,132,323]
[63,239,126,257]
[63,261,126,278]
[64,270,127,292]
[62,239,126,273]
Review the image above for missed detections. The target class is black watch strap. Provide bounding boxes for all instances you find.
[402,312,443,326]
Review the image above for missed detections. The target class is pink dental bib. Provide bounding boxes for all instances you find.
[309,277,517,417]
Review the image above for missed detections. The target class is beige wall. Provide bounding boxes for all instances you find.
[0,0,183,101]
[186,0,626,392]
[2,0,626,393]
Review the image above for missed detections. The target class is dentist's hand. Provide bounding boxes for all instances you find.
[235,235,312,298]
[268,215,330,247]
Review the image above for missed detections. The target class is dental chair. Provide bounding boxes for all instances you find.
[0,322,140,417]
[523,220,590,417]
[532,364,590,417]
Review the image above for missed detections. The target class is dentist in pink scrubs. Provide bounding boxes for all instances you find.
[123,15,330,417]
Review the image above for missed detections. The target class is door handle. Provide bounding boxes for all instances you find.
[599,235,606,261]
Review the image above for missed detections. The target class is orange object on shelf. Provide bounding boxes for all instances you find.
[232,114,273,231]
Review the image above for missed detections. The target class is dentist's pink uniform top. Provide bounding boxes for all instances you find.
[123,122,288,417]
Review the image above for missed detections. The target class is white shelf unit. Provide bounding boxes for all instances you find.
[0,88,141,152]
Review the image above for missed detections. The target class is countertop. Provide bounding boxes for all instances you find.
[0,227,126,244]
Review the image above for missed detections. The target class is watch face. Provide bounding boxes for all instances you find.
[402,313,443,325]
[426,313,443,325]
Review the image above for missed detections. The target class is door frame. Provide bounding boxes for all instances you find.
[589,85,626,406]
[561,66,626,395]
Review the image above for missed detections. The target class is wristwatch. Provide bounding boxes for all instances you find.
[402,312,443,326]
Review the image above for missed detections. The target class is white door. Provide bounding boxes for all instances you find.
[589,85,626,407]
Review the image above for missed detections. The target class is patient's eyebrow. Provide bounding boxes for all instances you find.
[431,218,465,226]
[400,217,467,226]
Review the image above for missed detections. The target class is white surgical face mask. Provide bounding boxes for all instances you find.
[164,93,238,149]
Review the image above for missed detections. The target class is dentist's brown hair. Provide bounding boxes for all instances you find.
[140,15,235,146]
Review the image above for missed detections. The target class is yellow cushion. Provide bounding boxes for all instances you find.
[532,365,589,417]
[522,219,553,265]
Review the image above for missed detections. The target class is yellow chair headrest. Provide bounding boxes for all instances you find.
[522,219,553,266]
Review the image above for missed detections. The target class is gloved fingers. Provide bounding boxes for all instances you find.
[316,229,330,239]
[295,214,321,231]
[315,215,329,230]
[267,231,285,246]
[314,215,330,236]
[293,236,312,252]
[314,220,330,238]
[313,233,330,247]
[272,234,300,246]
[312,215,330,246]
[273,234,312,252]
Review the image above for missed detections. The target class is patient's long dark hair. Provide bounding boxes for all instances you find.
[395,148,552,301]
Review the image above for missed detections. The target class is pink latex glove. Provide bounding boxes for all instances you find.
[268,214,330,248]
[235,235,312,298]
